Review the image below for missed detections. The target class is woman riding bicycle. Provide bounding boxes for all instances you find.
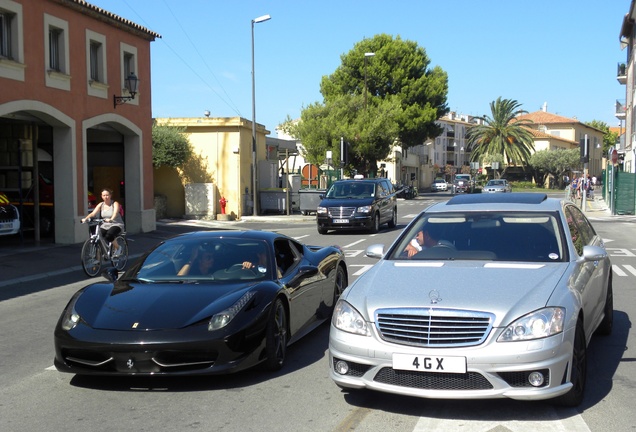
[81,188,125,256]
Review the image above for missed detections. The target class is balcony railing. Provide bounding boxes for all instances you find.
[617,62,627,85]
[616,99,626,119]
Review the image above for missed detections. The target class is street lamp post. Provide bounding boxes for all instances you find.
[251,14,271,216]
[364,52,375,110]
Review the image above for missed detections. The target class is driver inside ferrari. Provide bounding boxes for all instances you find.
[177,243,218,276]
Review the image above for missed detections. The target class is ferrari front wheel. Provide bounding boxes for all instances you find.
[263,298,288,371]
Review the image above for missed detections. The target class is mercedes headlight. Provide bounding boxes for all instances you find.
[332,299,370,336]
[498,307,565,342]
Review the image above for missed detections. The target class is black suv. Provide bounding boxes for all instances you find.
[316,178,397,234]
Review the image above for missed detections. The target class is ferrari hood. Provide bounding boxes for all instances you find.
[344,260,569,327]
[77,282,255,330]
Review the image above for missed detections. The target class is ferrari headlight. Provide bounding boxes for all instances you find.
[357,205,372,214]
[208,291,256,331]
[317,206,327,214]
[332,299,370,336]
[498,307,565,342]
[61,292,83,331]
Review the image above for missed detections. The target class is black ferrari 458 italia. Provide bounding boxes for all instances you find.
[54,230,348,376]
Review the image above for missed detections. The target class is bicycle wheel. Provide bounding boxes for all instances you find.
[111,235,129,270]
[81,239,102,277]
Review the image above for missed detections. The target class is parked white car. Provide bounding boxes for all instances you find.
[430,178,448,192]
[0,198,20,236]
[483,179,512,193]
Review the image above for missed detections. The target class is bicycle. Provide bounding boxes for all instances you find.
[81,218,129,277]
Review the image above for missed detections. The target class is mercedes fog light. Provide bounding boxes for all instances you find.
[528,371,545,387]
[335,360,349,375]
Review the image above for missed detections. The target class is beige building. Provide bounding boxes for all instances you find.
[153,117,270,220]
[516,110,604,178]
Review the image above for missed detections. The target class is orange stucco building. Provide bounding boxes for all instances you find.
[0,0,160,243]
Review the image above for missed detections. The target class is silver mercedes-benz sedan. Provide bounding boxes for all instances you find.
[329,193,612,407]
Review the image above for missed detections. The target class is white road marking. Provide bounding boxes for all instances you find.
[607,247,636,257]
[344,250,365,258]
[613,265,627,276]
[413,406,591,432]
[349,264,374,276]
[293,234,310,240]
[623,265,636,277]
[343,239,366,248]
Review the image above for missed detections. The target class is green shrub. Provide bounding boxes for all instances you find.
[510,181,536,190]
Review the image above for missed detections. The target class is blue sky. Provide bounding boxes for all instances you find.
[90,0,629,136]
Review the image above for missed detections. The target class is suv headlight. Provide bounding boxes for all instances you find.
[317,206,327,214]
[357,205,372,214]
[498,307,565,342]
[332,299,370,336]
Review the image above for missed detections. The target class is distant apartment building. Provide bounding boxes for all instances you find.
[619,2,636,173]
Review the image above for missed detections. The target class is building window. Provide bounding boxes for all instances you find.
[0,11,13,59]
[90,41,102,82]
[119,42,138,105]
[124,52,133,77]
[49,27,61,71]
[0,0,24,81]
[86,30,107,98]
[44,14,69,90]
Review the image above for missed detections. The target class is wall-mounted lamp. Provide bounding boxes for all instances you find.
[113,72,139,108]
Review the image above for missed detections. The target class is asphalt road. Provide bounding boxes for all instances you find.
[1,193,635,432]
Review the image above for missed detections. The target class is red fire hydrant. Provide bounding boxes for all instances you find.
[219,196,227,214]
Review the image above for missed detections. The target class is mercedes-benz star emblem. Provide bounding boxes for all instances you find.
[429,290,441,304]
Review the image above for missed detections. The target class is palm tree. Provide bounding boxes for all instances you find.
[466,97,535,169]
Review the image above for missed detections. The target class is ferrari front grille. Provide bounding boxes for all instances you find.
[375,308,494,348]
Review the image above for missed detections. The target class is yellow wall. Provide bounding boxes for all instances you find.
[154,117,269,219]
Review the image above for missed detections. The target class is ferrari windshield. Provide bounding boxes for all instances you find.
[389,211,565,262]
[135,237,272,282]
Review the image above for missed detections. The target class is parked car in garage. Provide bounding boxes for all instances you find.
[430,178,448,192]
[0,193,20,236]
[329,193,612,407]
[483,179,512,193]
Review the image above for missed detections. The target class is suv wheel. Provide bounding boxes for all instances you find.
[317,226,328,235]
[370,213,380,233]
[388,208,397,228]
